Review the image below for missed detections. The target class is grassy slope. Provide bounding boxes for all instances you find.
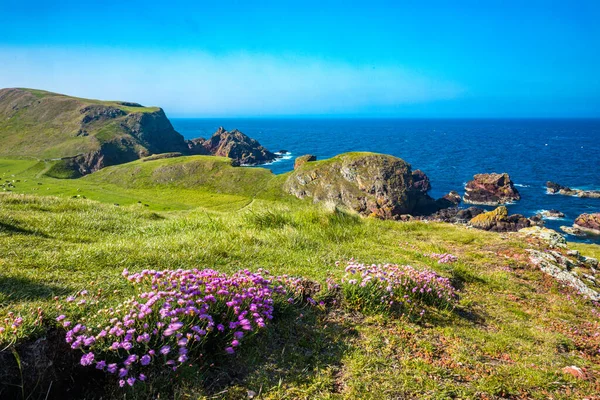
[0,88,160,159]
[1,156,600,399]
[0,155,286,211]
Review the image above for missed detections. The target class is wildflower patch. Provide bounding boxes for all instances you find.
[340,262,458,316]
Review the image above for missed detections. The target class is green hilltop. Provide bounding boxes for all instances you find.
[0,88,189,176]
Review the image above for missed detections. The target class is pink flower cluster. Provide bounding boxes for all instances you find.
[0,312,24,335]
[427,253,458,264]
[341,262,457,314]
[61,268,288,387]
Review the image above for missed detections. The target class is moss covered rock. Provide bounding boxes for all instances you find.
[294,154,317,170]
[283,152,437,219]
[469,206,532,232]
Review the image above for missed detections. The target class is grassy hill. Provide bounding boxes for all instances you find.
[0,153,290,211]
[0,88,189,175]
[1,152,600,399]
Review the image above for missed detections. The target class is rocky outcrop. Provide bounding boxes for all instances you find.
[527,249,600,301]
[546,181,600,199]
[574,213,600,235]
[423,206,484,224]
[561,225,586,236]
[283,152,444,219]
[519,226,567,249]
[469,206,534,232]
[433,191,462,210]
[196,127,278,166]
[294,154,317,170]
[463,173,521,205]
[120,109,189,155]
[410,170,431,193]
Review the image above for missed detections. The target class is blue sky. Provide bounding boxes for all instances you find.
[1,0,599,117]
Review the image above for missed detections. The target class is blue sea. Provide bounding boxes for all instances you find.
[172,118,600,244]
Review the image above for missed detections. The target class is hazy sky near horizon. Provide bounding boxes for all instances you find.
[1,0,599,117]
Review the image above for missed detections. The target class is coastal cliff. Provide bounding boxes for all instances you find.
[0,88,279,176]
[0,88,190,175]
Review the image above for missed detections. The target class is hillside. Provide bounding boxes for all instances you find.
[0,88,190,176]
[1,188,600,399]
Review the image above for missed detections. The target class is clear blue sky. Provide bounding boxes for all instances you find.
[1,0,599,117]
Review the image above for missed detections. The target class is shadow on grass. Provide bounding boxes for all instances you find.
[197,307,355,397]
[0,276,71,301]
[0,221,49,237]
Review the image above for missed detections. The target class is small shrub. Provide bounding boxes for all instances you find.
[243,210,295,229]
[339,261,457,316]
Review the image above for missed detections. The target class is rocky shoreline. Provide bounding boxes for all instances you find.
[547,181,600,199]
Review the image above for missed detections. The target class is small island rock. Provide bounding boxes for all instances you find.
[540,209,565,219]
[192,127,278,166]
[546,181,600,199]
[463,173,521,205]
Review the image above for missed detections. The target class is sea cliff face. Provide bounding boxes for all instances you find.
[0,88,190,175]
[0,89,279,175]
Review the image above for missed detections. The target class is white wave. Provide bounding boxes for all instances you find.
[259,153,293,166]
[514,184,530,188]
[240,152,294,167]
[535,209,566,220]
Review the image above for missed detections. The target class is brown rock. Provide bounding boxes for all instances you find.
[547,181,600,198]
[200,127,278,166]
[463,173,521,205]
[574,213,600,235]
[562,366,591,380]
[410,169,431,193]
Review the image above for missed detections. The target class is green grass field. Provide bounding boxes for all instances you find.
[1,155,600,399]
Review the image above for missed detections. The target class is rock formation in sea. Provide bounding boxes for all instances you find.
[540,209,565,219]
[468,206,539,232]
[284,152,453,219]
[546,181,600,199]
[190,127,279,166]
[463,173,521,205]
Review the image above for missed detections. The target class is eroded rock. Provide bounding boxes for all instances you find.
[199,127,278,166]
[527,249,600,301]
[463,173,521,205]
[574,213,600,235]
[469,206,532,232]
[284,152,438,219]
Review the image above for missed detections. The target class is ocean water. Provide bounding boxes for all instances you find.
[172,118,600,244]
